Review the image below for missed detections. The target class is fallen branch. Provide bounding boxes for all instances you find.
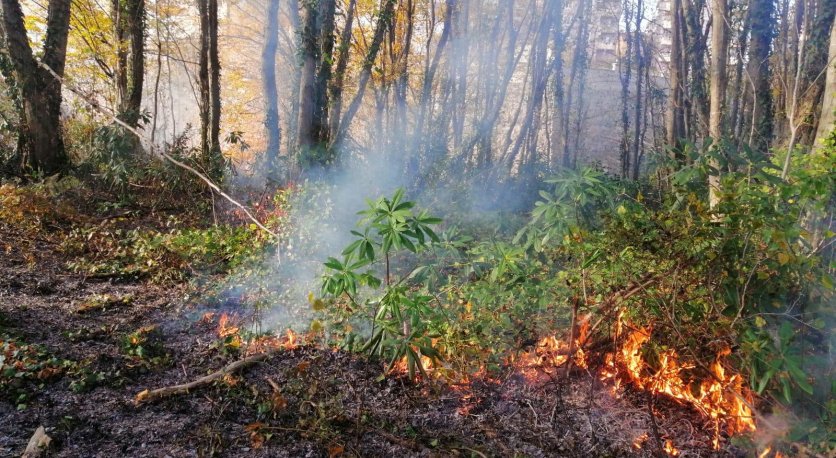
[136,350,276,403]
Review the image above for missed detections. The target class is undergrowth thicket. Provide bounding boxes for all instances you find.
[0,136,833,453]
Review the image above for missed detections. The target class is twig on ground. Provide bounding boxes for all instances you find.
[135,350,277,403]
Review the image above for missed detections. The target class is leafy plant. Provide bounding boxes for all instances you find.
[320,188,443,377]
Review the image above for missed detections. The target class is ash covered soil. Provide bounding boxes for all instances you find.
[0,234,739,458]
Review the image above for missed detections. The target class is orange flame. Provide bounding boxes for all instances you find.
[664,439,680,456]
[633,433,648,449]
[283,329,297,349]
[515,316,591,379]
[601,324,756,449]
[217,313,240,337]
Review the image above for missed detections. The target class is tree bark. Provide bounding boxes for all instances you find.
[684,0,709,141]
[814,17,836,147]
[631,0,644,180]
[746,0,774,152]
[0,0,71,175]
[208,0,221,165]
[328,0,357,140]
[263,0,282,177]
[332,0,398,147]
[666,0,685,153]
[798,0,836,145]
[113,0,146,125]
[198,0,221,177]
[708,0,728,209]
[198,0,211,161]
[296,0,320,154]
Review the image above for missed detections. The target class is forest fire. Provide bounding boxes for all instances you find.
[600,321,757,448]
[214,313,298,354]
[664,439,680,456]
[217,313,240,337]
[515,317,591,378]
[758,446,786,458]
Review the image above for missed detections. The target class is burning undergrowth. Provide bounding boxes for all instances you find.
[199,306,761,456]
[183,162,830,456]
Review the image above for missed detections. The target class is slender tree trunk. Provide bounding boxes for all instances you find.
[208,0,221,165]
[0,0,71,175]
[619,0,633,178]
[114,0,128,113]
[198,0,221,176]
[313,0,336,145]
[113,0,145,125]
[631,0,644,180]
[198,0,211,161]
[296,0,318,153]
[746,0,774,152]
[708,0,728,209]
[395,0,415,152]
[814,17,836,148]
[127,0,145,121]
[150,0,162,144]
[666,0,685,154]
[328,0,357,140]
[685,0,709,141]
[286,0,302,159]
[263,0,282,177]
[728,3,750,152]
[332,0,398,147]
[799,0,836,145]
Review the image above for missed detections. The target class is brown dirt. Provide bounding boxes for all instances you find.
[0,227,744,458]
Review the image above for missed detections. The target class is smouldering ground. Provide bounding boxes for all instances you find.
[0,230,741,457]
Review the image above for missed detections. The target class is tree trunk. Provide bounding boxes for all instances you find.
[798,0,836,145]
[708,0,728,209]
[127,0,145,122]
[685,0,709,141]
[198,0,221,177]
[286,0,302,160]
[0,0,71,175]
[666,0,685,153]
[746,0,774,152]
[332,0,398,147]
[113,0,145,125]
[296,0,319,154]
[814,17,836,147]
[619,0,633,178]
[198,0,211,161]
[631,0,644,180]
[313,0,337,146]
[328,0,357,140]
[208,0,221,167]
[263,0,282,178]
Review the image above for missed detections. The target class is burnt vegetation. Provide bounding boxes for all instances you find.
[0,0,834,457]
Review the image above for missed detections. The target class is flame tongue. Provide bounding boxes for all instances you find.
[601,322,757,448]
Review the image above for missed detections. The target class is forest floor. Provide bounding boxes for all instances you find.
[0,190,742,458]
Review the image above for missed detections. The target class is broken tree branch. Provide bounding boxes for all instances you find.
[135,350,277,403]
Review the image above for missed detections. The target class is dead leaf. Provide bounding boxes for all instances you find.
[328,444,345,457]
